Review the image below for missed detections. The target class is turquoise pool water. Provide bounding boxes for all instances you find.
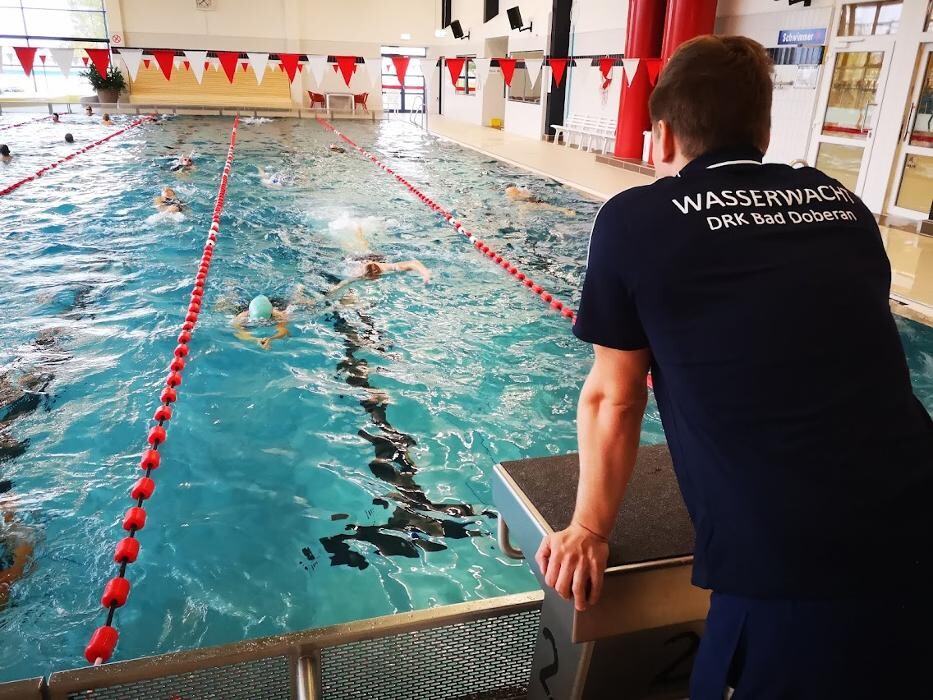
[0,114,930,682]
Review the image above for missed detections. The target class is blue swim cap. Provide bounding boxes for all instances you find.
[248,295,273,321]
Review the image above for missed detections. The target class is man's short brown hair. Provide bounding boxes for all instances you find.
[649,35,774,158]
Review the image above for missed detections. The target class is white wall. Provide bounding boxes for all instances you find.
[715,1,834,165]
[566,0,628,124]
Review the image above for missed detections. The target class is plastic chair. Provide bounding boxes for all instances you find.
[308,91,326,109]
[353,92,369,113]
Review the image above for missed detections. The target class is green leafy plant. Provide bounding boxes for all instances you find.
[82,64,127,92]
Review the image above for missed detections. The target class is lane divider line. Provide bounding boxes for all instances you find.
[315,117,576,322]
[83,114,240,667]
[0,116,153,198]
[0,115,50,132]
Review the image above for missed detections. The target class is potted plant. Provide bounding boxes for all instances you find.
[82,64,127,104]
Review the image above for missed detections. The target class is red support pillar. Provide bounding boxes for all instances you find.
[661,0,719,63]
[613,0,667,160]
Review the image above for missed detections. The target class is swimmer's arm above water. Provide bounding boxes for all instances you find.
[385,260,432,283]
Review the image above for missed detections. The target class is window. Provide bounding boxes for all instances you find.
[0,0,108,98]
[837,1,903,37]
[484,0,499,23]
[507,50,543,104]
[926,0,933,31]
[380,45,427,113]
[455,56,476,95]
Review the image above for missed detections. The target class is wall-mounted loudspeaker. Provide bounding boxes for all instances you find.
[507,6,532,32]
[450,20,470,40]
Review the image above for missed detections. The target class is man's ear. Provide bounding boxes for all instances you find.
[656,120,677,165]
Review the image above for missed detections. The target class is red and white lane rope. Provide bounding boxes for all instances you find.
[0,116,153,198]
[83,115,240,666]
[315,117,576,322]
[0,115,50,132]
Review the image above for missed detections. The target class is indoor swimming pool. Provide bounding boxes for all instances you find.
[0,114,931,683]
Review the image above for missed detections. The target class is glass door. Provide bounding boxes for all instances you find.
[888,44,933,219]
[808,37,895,194]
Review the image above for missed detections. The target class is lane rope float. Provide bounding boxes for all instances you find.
[83,114,240,667]
[0,115,50,132]
[315,116,576,322]
[0,116,154,198]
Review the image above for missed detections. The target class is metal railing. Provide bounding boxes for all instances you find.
[0,591,542,699]
[408,95,427,130]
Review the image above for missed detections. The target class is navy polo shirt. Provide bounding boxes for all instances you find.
[574,146,933,598]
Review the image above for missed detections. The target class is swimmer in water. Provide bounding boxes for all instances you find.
[171,153,194,173]
[84,105,93,117]
[328,144,346,154]
[154,187,184,213]
[64,133,75,144]
[0,145,10,163]
[0,480,34,608]
[231,295,291,350]
[257,166,285,187]
[505,183,576,217]
[328,259,432,297]
[101,114,113,126]
[51,112,60,123]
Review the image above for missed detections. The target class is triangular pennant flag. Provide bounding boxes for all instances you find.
[143,58,151,69]
[183,60,190,70]
[14,47,37,77]
[184,50,207,83]
[334,56,357,86]
[39,54,47,64]
[419,58,436,83]
[85,48,111,77]
[241,61,248,72]
[247,52,269,84]
[548,58,567,87]
[151,50,176,80]
[50,48,75,79]
[524,58,543,86]
[308,55,327,85]
[205,61,211,70]
[598,57,614,80]
[81,56,89,66]
[622,58,640,87]
[364,57,383,88]
[217,51,239,83]
[497,58,516,87]
[390,55,410,85]
[445,57,465,86]
[279,53,301,82]
[646,58,662,86]
[473,58,491,89]
[298,64,304,72]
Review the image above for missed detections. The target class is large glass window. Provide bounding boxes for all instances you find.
[837,1,903,37]
[821,50,885,139]
[0,0,107,98]
[507,50,543,104]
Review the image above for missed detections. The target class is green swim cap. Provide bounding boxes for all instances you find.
[248,295,273,321]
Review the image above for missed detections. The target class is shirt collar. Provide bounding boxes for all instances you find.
[678,146,765,177]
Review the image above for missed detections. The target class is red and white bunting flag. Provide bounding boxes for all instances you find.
[185,50,207,83]
[334,56,357,86]
[497,57,516,87]
[307,55,327,85]
[390,55,410,85]
[50,48,75,78]
[151,50,176,80]
[14,47,38,77]
[621,58,640,87]
[445,57,465,86]
[119,48,144,80]
[473,58,491,89]
[524,58,543,86]
[646,59,663,86]
[279,53,301,82]
[364,57,382,88]
[85,48,111,77]
[548,58,568,88]
[247,52,269,84]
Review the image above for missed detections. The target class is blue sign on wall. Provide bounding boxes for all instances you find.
[778,28,827,45]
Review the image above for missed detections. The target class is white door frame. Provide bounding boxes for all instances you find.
[807,34,896,195]
[887,42,933,219]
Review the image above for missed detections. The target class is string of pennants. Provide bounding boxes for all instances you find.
[449,56,663,91]
[5,47,662,91]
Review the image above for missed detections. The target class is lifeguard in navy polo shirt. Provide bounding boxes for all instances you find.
[535,36,932,699]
